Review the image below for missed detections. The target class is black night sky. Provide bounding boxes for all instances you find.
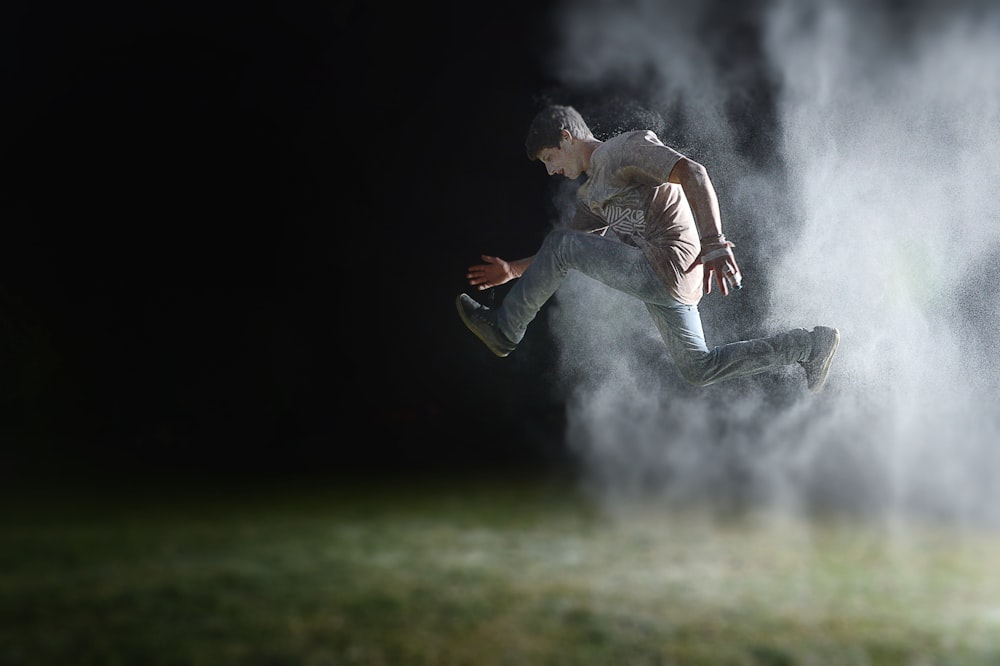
[1,2,582,484]
[4,0,992,505]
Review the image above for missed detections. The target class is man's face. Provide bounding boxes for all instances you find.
[537,135,583,180]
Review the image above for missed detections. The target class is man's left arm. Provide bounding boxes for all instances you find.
[669,157,743,295]
[668,158,721,238]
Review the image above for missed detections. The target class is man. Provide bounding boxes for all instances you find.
[456,104,839,392]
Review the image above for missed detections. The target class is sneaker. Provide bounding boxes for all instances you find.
[800,326,840,393]
[456,293,517,357]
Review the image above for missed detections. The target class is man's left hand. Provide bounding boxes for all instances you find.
[686,237,742,296]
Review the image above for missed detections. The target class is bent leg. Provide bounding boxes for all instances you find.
[497,229,666,342]
[495,227,815,387]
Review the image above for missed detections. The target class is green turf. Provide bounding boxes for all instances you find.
[2,474,999,665]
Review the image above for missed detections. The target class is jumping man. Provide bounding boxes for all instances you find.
[457,105,839,392]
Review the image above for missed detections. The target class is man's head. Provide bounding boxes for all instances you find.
[524,105,594,161]
[524,105,596,180]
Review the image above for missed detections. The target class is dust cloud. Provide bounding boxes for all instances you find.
[543,0,1000,526]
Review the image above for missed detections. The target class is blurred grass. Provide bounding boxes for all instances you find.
[2,473,1000,665]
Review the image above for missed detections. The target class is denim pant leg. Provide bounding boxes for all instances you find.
[496,228,671,343]
[497,227,814,387]
[647,301,814,386]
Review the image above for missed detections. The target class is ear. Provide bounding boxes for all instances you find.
[560,129,573,145]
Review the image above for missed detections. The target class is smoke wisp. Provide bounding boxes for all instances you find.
[544,0,1000,526]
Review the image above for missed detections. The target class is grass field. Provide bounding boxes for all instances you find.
[2,472,1000,665]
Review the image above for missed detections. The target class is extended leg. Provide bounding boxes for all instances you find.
[646,301,837,391]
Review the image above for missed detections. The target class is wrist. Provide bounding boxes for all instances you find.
[700,247,732,262]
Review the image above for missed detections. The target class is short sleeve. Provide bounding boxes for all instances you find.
[616,131,685,187]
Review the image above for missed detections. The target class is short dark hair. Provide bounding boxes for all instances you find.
[524,105,594,161]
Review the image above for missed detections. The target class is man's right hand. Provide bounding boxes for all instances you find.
[466,254,516,290]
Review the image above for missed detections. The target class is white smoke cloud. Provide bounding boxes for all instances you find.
[544,0,1000,525]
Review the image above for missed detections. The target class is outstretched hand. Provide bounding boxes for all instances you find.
[685,238,743,296]
[466,254,517,291]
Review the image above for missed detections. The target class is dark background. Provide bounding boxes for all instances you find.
[1,1,787,489]
[1,1,582,485]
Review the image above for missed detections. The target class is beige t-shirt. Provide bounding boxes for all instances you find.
[569,130,704,305]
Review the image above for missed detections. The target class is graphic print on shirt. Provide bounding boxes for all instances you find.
[598,188,646,240]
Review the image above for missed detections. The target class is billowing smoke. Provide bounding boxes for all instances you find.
[544,0,1000,526]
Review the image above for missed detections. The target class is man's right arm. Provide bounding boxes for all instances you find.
[466,255,534,290]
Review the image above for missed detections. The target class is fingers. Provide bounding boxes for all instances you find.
[719,266,743,295]
[466,263,497,290]
[706,269,727,296]
[683,250,705,274]
[685,249,743,295]
[466,253,517,292]
[467,256,498,277]
[703,266,739,296]
[466,267,485,288]
[717,271,730,296]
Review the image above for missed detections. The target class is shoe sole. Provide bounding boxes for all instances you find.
[808,328,840,393]
[455,295,512,358]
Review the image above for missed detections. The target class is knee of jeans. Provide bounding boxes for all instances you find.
[543,228,576,250]
[539,228,580,269]
[675,354,714,387]
[681,370,714,388]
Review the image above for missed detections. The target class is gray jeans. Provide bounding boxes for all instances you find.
[496,229,813,386]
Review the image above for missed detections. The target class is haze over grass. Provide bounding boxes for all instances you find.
[3,479,1000,665]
